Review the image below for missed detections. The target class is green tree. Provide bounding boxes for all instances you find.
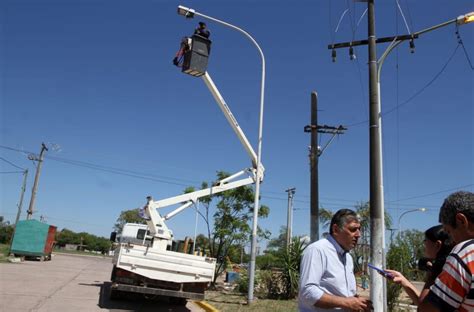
[390,229,425,279]
[318,207,334,234]
[56,228,81,246]
[0,217,13,244]
[185,171,270,285]
[113,208,146,232]
[266,226,287,252]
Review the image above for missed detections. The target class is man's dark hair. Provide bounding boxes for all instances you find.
[438,191,474,227]
[329,208,359,234]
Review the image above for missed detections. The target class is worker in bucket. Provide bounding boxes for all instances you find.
[172,21,210,66]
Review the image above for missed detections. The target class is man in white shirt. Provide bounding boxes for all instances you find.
[298,209,372,311]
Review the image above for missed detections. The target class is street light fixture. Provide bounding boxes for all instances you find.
[176,5,266,304]
[397,207,427,240]
[398,208,426,273]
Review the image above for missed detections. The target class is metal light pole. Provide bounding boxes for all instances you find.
[177,5,265,304]
[285,188,296,249]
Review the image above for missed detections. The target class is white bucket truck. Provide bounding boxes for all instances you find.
[110,30,264,303]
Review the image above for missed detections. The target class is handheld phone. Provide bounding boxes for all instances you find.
[367,263,393,278]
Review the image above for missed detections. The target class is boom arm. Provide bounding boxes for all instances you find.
[144,71,264,242]
[202,72,258,168]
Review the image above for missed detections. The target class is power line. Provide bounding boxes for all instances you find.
[2,144,470,209]
[0,156,26,171]
[388,184,474,203]
[456,26,474,70]
[383,42,461,116]
[345,41,461,127]
[0,144,202,187]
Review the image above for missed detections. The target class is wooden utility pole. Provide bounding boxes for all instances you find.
[304,92,346,242]
[14,169,28,225]
[27,143,48,220]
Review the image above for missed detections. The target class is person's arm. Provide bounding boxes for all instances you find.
[298,245,326,307]
[385,269,420,305]
[315,293,372,311]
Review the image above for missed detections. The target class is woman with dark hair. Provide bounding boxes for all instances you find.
[385,225,454,305]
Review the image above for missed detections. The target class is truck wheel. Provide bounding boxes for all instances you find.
[39,256,45,262]
[109,288,122,300]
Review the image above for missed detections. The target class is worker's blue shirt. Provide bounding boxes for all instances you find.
[298,235,356,311]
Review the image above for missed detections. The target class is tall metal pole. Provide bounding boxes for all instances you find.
[368,1,384,311]
[285,187,296,248]
[176,7,266,304]
[27,143,48,220]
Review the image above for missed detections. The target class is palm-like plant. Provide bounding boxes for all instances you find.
[281,237,307,299]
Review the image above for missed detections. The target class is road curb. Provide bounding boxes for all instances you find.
[194,300,219,312]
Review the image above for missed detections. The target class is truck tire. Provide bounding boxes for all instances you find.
[109,288,122,300]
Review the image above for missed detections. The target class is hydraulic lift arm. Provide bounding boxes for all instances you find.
[144,71,264,240]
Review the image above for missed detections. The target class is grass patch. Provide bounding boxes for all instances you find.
[204,291,297,312]
[0,243,11,262]
[53,248,111,258]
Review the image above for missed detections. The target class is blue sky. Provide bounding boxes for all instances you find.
[1,0,473,248]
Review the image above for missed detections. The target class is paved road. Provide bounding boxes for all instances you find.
[0,253,205,312]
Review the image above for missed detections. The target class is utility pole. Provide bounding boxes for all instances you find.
[285,187,296,249]
[9,169,29,255]
[304,92,346,242]
[328,8,474,312]
[14,169,29,225]
[327,1,384,309]
[27,143,48,220]
[367,3,386,310]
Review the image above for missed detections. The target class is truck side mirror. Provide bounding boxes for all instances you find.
[110,231,117,242]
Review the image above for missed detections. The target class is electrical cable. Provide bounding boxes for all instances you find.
[395,0,412,34]
[0,156,25,171]
[456,25,474,70]
[401,0,415,34]
[383,43,460,116]
[0,144,202,187]
[345,42,462,127]
[388,184,474,203]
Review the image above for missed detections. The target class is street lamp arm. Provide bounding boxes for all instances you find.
[378,12,474,80]
[416,18,457,36]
